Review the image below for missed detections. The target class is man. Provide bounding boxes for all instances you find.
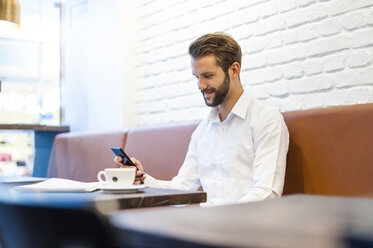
[115,33,289,206]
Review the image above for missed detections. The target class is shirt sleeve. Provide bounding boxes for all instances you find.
[239,114,289,203]
[143,127,201,191]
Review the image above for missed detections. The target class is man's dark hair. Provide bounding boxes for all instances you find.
[188,32,242,73]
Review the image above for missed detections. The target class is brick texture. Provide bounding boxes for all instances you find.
[131,0,373,126]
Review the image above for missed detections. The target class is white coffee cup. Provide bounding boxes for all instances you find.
[97,168,136,187]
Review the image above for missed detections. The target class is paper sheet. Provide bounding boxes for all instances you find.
[14,178,100,192]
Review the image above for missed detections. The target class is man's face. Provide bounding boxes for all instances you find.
[191,55,230,107]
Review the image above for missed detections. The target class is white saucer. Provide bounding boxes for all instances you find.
[99,184,146,194]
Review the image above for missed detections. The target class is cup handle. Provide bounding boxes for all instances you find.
[97,171,106,182]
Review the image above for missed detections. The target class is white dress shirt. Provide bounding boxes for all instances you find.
[144,90,289,206]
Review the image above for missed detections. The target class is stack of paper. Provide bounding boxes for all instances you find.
[14,178,100,192]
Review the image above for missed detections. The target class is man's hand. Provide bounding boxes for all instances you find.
[114,156,146,184]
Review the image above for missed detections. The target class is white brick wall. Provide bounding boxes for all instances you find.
[130,0,373,126]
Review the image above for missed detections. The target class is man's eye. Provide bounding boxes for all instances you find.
[204,75,212,79]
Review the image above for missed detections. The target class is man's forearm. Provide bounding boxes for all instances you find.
[144,174,199,191]
[239,186,281,203]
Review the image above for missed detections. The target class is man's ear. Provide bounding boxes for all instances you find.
[230,62,240,79]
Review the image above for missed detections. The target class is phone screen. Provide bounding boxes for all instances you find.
[111,147,136,167]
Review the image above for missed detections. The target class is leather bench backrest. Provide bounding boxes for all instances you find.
[282,103,373,197]
[47,103,373,198]
[47,131,127,182]
[124,122,199,180]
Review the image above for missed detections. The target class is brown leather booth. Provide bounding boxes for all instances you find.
[48,103,373,198]
[283,103,373,197]
[48,131,127,181]
[124,122,198,181]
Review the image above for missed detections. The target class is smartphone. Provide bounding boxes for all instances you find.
[111,147,137,168]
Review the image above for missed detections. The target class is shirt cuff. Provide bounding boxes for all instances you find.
[143,174,158,187]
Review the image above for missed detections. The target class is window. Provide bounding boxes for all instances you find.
[0,0,60,125]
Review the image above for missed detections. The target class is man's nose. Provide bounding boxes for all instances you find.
[198,78,207,91]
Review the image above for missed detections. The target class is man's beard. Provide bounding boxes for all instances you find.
[201,72,230,107]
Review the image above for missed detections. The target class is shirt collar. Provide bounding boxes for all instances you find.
[208,90,251,123]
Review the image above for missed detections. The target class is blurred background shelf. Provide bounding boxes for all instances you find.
[0,124,69,178]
